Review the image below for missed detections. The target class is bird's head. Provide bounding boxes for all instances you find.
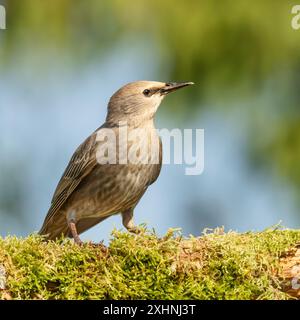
[106,81,194,126]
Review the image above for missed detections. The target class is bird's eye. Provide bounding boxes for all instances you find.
[143,89,151,97]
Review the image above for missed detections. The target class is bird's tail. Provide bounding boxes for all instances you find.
[39,213,71,240]
[39,214,109,241]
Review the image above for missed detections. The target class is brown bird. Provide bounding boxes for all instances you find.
[39,81,194,244]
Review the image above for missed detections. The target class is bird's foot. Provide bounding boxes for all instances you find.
[122,210,143,235]
[68,220,83,245]
[127,226,143,234]
[74,237,83,246]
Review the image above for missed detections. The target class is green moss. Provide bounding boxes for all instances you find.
[0,227,299,300]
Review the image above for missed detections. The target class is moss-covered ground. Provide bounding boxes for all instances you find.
[0,227,299,300]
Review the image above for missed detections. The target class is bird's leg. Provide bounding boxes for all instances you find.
[122,209,140,234]
[68,220,83,245]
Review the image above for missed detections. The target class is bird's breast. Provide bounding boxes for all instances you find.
[64,126,162,219]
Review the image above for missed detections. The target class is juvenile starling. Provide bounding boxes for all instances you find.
[39,81,194,244]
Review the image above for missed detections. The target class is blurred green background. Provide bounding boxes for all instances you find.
[0,0,300,242]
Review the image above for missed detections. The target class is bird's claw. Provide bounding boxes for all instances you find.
[127,226,143,234]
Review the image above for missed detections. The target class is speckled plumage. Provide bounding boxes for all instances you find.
[39,81,193,242]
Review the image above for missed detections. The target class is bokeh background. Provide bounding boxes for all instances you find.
[1,0,300,243]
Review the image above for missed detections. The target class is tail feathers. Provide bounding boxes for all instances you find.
[39,214,71,240]
[39,214,109,241]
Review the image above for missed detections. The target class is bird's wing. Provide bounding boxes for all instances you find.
[40,131,99,231]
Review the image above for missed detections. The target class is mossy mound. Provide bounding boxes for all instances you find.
[0,227,300,300]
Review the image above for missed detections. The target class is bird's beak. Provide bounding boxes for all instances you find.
[160,82,194,95]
